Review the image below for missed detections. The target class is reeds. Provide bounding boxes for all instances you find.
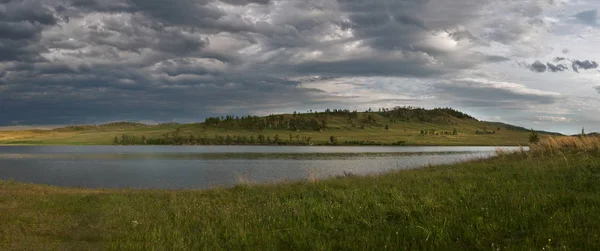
[235,172,253,185]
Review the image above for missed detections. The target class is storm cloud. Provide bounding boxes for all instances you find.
[0,0,599,134]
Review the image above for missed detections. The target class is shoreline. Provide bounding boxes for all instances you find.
[0,143,528,147]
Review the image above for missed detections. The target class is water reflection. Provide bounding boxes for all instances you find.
[0,146,524,189]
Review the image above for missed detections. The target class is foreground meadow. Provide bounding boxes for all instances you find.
[1,137,599,250]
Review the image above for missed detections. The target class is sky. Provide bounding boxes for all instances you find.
[0,0,599,134]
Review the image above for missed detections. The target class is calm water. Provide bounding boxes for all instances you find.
[0,146,524,189]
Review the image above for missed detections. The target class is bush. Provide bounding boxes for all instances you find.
[528,130,539,144]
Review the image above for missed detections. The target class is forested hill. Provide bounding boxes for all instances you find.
[201,107,474,131]
[0,107,562,146]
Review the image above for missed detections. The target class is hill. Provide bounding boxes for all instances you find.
[0,107,561,146]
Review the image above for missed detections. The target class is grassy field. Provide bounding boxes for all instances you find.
[1,137,599,250]
[0,110,557,146]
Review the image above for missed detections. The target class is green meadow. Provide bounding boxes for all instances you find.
[1,137,600,250]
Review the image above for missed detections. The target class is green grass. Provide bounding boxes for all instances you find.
[2,151,599,250]
[0,111,554,146]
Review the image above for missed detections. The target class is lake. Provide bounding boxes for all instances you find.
[0,145,524,189]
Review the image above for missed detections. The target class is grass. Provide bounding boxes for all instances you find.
[0,111,554,146]
[1,137,599,250]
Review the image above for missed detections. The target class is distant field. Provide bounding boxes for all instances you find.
[0,109,558,146]
[1,137,599,250]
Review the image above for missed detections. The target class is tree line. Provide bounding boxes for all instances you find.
[204,114,327,131]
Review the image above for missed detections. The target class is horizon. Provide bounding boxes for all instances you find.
[1,0,600,135]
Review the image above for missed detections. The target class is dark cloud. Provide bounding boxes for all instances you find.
[0,73,332,125]
[572,60,598,72]
[0,0,562,125]
[529,60,547,72]
[575,9,597,26]
[0,0,58,25]
[546,63,567,72]
[0,0,59,63]
[219,0,271,5]
[524,58,598,73]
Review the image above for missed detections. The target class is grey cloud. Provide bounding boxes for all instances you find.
[0,0,59,63]
[219,0,271,5]
[293,58,444,78]
[529,60,547,72]
[575,9,597,26]
[0,0,58,25]
[524,58,598,73]
[67,0,258,34]
[0,22,41,40]
[572,60,598,72]
[0,39,44,62]
[393,14,427,29]
[433,80,558,108]
[546,63,567,72]
[449,29,490,47]
[152,59,225,77]
[595,86,600,94]
[128,0,224,27]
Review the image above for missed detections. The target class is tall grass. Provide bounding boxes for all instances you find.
[530,136,600,154]
[3,151,600,250]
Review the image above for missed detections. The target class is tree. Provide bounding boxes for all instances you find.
[113,136,119,145]
[528,130,539,144]
[385,124,389,130]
